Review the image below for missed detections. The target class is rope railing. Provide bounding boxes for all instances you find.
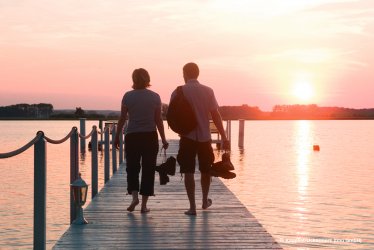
[0,132,44,159]
[44,127,77,144]
[78,126,95,140]
[97,126,105,135]
[97,125,110,135]
[0,128,86,153]
[0,120,125,250]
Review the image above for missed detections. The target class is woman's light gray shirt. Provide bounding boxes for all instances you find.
[122,89,161,134]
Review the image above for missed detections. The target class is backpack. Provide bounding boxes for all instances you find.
[166,86,197,135]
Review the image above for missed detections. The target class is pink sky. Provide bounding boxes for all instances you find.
[1,0,374,111]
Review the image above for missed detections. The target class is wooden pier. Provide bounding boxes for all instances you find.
[54,141,282,249]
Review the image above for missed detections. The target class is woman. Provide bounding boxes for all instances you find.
[114,68,168,213]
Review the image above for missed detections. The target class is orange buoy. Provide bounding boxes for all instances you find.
[313,145,320,151]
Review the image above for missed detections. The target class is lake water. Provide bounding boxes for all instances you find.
[0,120,373,249]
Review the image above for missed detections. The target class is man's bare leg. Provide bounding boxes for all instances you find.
[184,173,196,215]
[201,173,212,209]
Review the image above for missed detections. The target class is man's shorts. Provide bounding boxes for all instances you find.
[177,137,214,174]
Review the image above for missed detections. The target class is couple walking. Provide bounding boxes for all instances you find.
[114,62,230,215]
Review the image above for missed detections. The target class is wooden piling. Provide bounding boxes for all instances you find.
[239,119,245,148]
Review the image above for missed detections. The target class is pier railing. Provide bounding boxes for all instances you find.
[0,121,125,250]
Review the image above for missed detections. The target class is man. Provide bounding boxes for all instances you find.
[170,62,230,216]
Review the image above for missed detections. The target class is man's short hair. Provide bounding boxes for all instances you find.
[132,68,151,89]
[183,62,199,79]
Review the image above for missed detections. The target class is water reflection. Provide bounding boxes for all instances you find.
[237,148,245,174]
[294,120,312,231]
[295,120,312,199]
[239,148,245,161]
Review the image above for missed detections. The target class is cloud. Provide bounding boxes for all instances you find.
[301,0,374,36]
[256,48,336,64]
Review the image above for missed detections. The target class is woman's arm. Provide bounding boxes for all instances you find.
[114,105,128,149]
[155,105,168,149]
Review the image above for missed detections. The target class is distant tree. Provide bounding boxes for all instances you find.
[87,111,105,120]
[218,105,262,120]
[106,112,120,120]
[0,103,53,118]
[75,107,85,118]
[36,103,53,118]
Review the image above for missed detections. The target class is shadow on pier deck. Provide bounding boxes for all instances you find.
[54,143,282,249]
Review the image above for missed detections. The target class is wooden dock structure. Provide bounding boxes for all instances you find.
[54,141,282,249]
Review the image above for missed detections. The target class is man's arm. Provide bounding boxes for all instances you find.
[211,109,230,150]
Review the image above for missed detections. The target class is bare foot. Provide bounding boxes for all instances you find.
[184,209,197,216]
[202,198,212,209]
[127,199,139,212]
[141,208,150,213]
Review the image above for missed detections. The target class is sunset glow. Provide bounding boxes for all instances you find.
[292,81,314,102]
[0,1,374,110]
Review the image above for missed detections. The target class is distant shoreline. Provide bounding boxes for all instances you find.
[1,103,374,121]
[1,117,373,121]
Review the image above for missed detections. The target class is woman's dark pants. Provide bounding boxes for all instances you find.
[125,131,158,196]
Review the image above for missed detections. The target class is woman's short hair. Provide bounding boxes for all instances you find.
[183,62,199,79]
[132,68,151,89]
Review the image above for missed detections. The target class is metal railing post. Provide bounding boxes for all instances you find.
[112,125,117,173]
[70,127,79,224]
[80,118,86,153]
[119,126,123,165]
[104,127,110,183]
[34,133,46,250]
[91,126,98,198]
[99,120,103,151]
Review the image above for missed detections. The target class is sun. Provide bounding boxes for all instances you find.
[292,81,314,102]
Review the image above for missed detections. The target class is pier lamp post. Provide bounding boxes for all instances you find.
[71,173,89,225]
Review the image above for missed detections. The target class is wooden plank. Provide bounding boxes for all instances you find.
[53,141,282,249]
